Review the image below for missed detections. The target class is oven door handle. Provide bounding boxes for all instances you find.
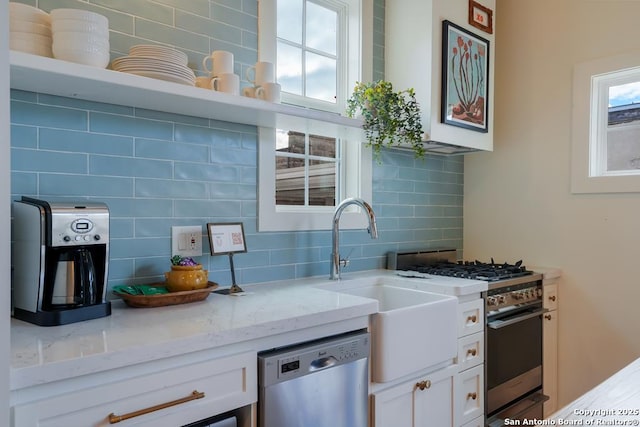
[487,308,548,330]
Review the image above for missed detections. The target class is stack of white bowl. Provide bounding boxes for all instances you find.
[50,8,110,68]
[9,2,52,57]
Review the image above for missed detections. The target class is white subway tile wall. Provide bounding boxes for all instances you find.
[9,0,464,291]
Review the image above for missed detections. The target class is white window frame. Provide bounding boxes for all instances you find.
[257,0,373,231]
[572,50,640,193]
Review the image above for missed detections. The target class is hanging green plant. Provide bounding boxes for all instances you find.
[346,80,425,161]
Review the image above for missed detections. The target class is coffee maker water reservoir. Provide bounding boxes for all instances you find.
[12,197,111,326]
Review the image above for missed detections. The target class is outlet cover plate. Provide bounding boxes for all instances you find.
[171,226,202,258]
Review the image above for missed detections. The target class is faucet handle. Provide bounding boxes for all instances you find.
[340,248,354,268]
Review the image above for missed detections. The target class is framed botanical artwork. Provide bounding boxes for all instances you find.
[468,0,493,34]
[207,222,247,255]
[441,20,490,133]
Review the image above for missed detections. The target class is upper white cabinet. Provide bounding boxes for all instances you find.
[385,0,495,154]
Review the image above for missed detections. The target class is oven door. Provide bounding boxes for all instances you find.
[486,303,546,416]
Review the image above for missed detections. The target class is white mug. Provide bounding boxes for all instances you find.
[256,82,281,103]
[211,73,240,95]
[195,76,212,89]
[246,61,275,87]
[242,86,257,98]
[202,50,234,77]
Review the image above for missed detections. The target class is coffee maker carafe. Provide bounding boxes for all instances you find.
[12,197,111,326]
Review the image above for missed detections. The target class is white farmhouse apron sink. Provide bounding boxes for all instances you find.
[318,276,458,383]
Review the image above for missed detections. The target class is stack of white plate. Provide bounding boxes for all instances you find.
[9,2,52,57]
[111,45,195,86]
[50,8,110,68]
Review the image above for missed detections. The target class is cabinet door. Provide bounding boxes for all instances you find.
[455,365,484,426]
[372,365,456,427]
[12,351,257,427]
[543,309,558,417]
[543,283,558,311]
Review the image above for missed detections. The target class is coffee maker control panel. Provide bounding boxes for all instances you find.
[49,204,110,247]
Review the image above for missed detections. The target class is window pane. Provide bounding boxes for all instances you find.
[607,125,640,171]
[309,134,336,158]
[607,82,640,172]
[277,42,303,95]
[608,81,640,108]
[305,52,336,103]
[277,0,302,43]
[306,2,337,55]
[276,130,305,154]
[275,155,305,205]
[309,159,336,206]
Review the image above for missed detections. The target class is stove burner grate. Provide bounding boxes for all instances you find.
[409,259,534,282]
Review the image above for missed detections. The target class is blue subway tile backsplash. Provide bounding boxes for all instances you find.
[10,0,463,293]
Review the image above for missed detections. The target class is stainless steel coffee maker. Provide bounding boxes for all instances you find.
[12,197,111,326]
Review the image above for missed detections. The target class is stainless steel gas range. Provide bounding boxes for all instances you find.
[388,249,547,427]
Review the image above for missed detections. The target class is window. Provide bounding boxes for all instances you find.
[276,0,340,108]
[572,52,640,193]
[258,0,373,231]
[275,130,339,207]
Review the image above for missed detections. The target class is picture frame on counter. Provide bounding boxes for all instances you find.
[207,222,247,255]
[468,0,493,34]
[441,20,490,133]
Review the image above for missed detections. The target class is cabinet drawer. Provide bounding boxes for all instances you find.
[457,299,484,338]
[455,364,484,426]
[13,351,257,427]
[457,332,484,372]
[543,283,558,311]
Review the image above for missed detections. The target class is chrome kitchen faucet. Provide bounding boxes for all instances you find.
[330,198,378,280]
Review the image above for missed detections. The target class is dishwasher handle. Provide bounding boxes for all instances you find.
[309,356,337,372]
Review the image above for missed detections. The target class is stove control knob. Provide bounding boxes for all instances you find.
[513,291,524,300]
[487,297,497,306]
[498,295,506,304]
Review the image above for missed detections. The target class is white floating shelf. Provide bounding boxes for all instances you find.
[9,51,364,140]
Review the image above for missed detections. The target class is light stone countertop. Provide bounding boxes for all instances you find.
[547,356,640,424]
[10,269,486,391]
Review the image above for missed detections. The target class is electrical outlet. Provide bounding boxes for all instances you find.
[171,226,202,257]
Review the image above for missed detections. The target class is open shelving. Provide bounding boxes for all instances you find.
[9,51,364,140]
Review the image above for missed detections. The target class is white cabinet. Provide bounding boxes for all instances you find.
[369,294,484,427]
[372,364,457,427]
[543,281,559,417]
[12,351,257,427]
[454,296,485,426]
[385,0,495,153]
[456,365,484,425]
[456,332,484,373]
[457,299,484,337]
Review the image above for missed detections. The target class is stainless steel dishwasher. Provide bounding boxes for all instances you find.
[258,330,370,427]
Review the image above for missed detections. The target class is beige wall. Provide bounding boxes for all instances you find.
[464,0,640,406]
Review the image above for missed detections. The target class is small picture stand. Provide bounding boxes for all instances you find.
[207,222,247,295]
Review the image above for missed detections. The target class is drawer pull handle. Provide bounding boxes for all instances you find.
[545,314,552,320]
[108,390,205,424]
[549,295,556,302]
[415,380,431,391]
[467,348,477,357]
[467,392,478,400]
[467,315,477,323]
